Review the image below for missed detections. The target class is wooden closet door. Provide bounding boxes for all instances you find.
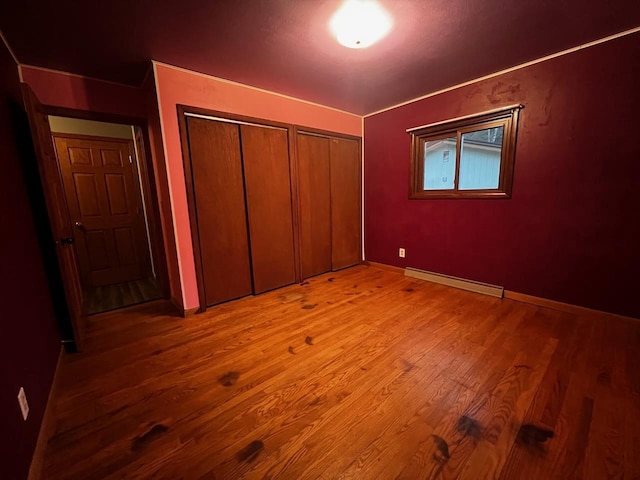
[330,137,361,270]
[297,133,332,279]
[186,117,253,306]
[240,124,296,293]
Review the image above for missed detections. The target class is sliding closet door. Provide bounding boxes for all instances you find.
[297,133,332,279]
[330,137,361,269]
[241,124,296,293]
[186,117,253,306]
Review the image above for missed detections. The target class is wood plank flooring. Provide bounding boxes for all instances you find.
[84,277,161,315]
[40,265,640,479]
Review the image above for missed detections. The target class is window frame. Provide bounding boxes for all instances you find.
[409,105,522,199]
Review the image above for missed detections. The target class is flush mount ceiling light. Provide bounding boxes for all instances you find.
[329,0,393,49]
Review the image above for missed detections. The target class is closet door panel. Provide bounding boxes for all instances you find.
[330,137,361,270]
[187,117,253,306]
[241,125,296,293]
[297,133,332,279]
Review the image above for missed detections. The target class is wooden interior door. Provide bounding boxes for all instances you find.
[330,137,362,270]
[240,124,296,293]
[54,135,151,287]
[21,85,86,350]
[297,132,332,279]
[186,117,253,306]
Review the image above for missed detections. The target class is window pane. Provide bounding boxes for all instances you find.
[423,137,456,190]
[459,126,503,190]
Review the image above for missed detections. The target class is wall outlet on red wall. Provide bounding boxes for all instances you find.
[17,387,29,421]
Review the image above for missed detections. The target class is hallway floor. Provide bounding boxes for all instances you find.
[84,277,161,315]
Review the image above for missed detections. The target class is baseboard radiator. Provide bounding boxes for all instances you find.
[404,267,504,298]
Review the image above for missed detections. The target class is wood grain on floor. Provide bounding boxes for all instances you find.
[41,265,640,479]
[84,277,160,315]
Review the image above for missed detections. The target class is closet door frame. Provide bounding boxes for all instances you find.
[293,126,363,277]
[177,105,299,312]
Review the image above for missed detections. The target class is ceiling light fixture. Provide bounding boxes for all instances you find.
[329,0,393,49]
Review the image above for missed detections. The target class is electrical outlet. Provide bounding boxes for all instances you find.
[17,387,29,421]
[399,248,406,258]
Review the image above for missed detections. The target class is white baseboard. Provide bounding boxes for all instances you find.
[404,267,504,298]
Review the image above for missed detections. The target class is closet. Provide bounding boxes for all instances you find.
[181,110,360,310]
[297,133,332,278]
[184,115,296,307]
[296,131,361,278]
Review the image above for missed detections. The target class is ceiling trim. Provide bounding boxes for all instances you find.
[364,25,640,118]
[18,64,142,89]
[8,23,639,119]
[0,29,20,65]
[152,60,362,118]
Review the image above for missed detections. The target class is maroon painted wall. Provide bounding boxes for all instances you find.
[364,33,640,319]
[0,44,61,477]
[21,66,147,118]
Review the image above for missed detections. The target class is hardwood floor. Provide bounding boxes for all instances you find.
[84,277,161,315]
[41,265,640,479]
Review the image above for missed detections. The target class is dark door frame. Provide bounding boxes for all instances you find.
[41,105,170,305]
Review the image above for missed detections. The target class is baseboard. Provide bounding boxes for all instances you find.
[358,261,638,321]
[171,296,199,317]
[28,346,63,480]
[364,261,405,275]
[405,267,504,298]
[504,290,639,321]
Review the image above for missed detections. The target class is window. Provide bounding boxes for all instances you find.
[409,105,522,199]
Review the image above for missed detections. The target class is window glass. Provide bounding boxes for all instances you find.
[423,137,456,190]
[459,126,503,190]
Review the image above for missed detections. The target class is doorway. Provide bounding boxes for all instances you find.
[49,116,161,314]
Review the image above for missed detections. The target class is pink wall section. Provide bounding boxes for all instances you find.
[364,33,640,319]
[154,63,362,309]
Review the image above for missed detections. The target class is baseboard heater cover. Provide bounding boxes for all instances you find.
[404,267,504,298]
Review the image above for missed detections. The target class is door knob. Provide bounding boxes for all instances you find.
[75,221,86,231]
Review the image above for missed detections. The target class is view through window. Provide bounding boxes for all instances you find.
[409,105,521,199]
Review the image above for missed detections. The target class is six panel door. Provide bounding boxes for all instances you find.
[55,136,151,287]
[23,85,87,350]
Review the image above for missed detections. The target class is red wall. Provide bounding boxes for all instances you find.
[364,33,640,319]
[0,44,60,478]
